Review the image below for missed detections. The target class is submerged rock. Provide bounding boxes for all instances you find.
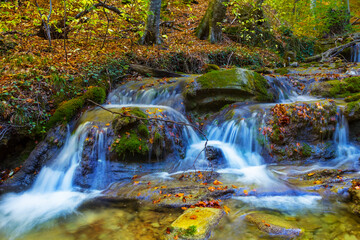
[185,68,274,111]
[165,207,224,240]
[245,212,302,238]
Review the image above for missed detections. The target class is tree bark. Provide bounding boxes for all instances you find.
[195,0,229,43]
[138,0,162,45]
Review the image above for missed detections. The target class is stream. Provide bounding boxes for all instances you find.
[1,64,360,239]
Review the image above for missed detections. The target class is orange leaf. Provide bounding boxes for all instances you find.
[181,207,187,210]
[213,180,223,185]
[208,186,216,192]
[232,185,238,189]
[223,205,230,214]
[190,215,197,219]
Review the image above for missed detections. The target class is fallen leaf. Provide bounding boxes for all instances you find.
[190,215,197,219]
[213,180,223,185]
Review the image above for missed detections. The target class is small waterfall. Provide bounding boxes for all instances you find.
[107,83,185,112]
[0,123,106,239]
[184,112,265,169]
[334,113,359,158]
[351,43,360,62]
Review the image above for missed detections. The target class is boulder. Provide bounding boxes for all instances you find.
[185,68,274,111]
[245,212,302,238]
[165,207,224,240]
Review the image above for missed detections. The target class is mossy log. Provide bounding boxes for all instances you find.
[129,64,183,78]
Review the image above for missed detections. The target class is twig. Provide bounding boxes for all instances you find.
[86,99,209,167]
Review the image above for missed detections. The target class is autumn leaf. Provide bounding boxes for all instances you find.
[223,205,230,214]
[208,186,216,192]
[189,215,197,219]
[213,180,223,185]
[231,185,238,189]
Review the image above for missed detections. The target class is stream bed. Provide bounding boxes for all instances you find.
[1,64,360,239]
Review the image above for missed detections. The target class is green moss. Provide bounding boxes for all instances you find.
[184,225,197,236]
[138,124,149,138]
[196,68,273,102]
[83,86,106,103]
[111,132,149,159]
[47,86,106,128]
[345,93,360,102]
[253,72,273,101]
[47,98,85,127]
[154,131,162,143]
[204,64,220,73]
[302,143,312,157]
[314,77,360,98]
[274,68,289,75]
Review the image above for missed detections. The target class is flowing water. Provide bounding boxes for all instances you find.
[1,73,360,239]
[352,43,360,63]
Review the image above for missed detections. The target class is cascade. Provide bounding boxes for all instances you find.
[351,43,360,62]
[0,123,103,239]
[333,112,360,164]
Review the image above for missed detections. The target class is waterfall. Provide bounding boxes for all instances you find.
[334,113,359,159]
[0,123,104,239]
[183,112,265,169]
[352,43,360,62]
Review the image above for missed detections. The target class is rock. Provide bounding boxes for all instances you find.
[245,212,302,238]
[165,207,224,240]
[290,62,299,67]
[205,146,223,161]
[185,68,274,111]
[348,180,360,215]
[99,172,234,207]
[0,125,67,193]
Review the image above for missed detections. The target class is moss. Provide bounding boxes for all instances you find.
[47,98,85,127]
[111,132,149,159]
[184,225,197,236]
[274,67,289,75]
[314,77,360,98]
[196,68,273,102]
[204,64,220,73]
[302,143,312,157]
[345,93,360,102]
[83,86,106,104]
[253,71,273,101]
[154,131,162,143]
[138,124,149,138]
[47,86,106,128]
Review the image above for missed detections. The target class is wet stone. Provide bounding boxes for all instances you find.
[245,212,303,238]
[165,207,224,240]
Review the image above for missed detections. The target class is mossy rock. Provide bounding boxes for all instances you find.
[274,67,289,75]
[185,68,274,111]
[166,207,224,240]
[345,100,360,122]
[245,212,303,238]
[47,86,106,127]
[310,77,360,98]
[110,107,174,162]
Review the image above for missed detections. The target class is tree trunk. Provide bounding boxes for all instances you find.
[138,0,162,45]
[195,0,229,43]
